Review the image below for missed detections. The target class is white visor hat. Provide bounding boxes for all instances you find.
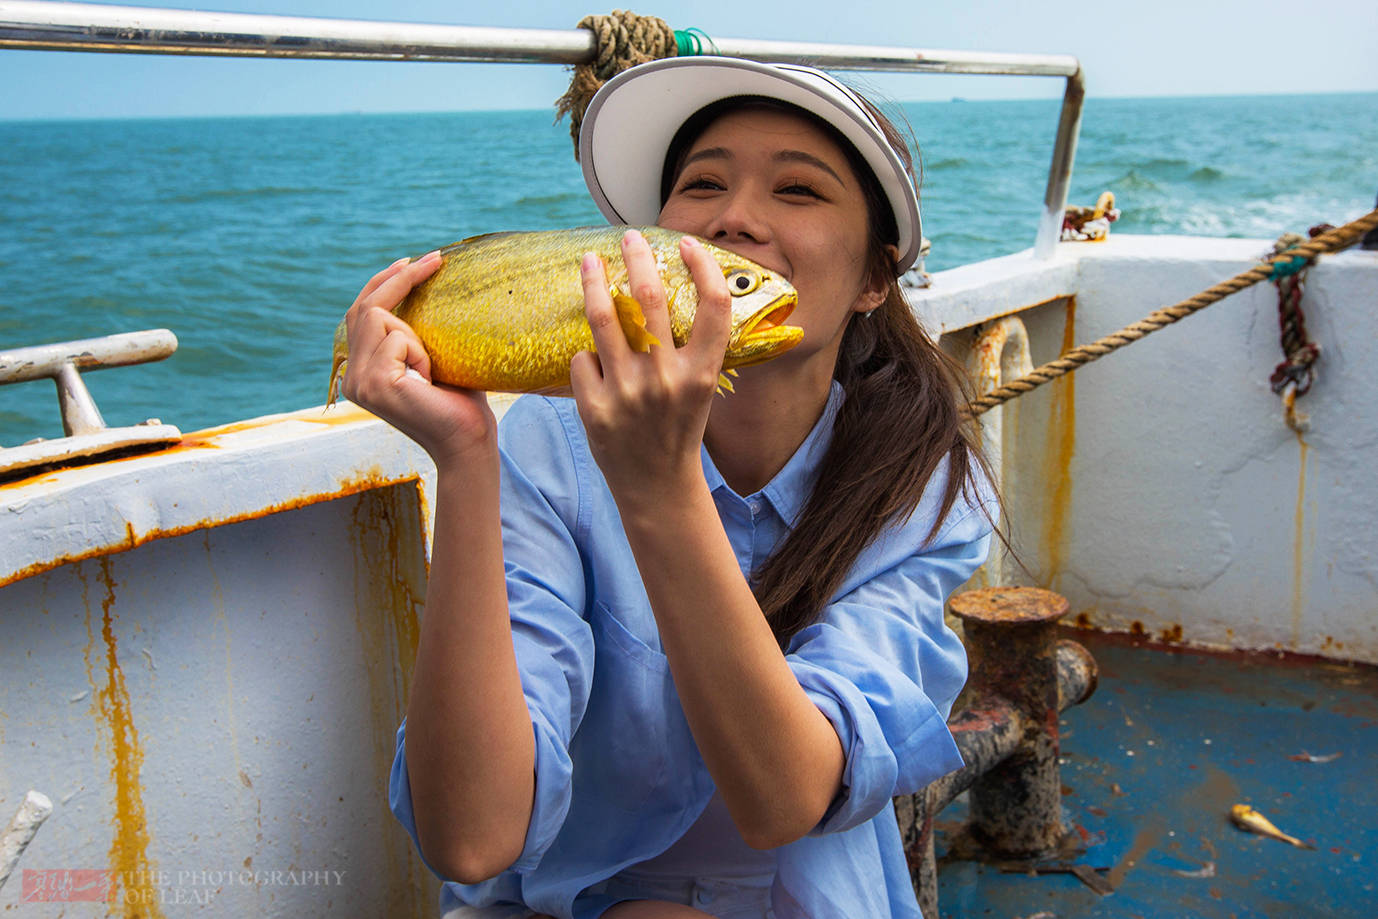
[578,56,923,274]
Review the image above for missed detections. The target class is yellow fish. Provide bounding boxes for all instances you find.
[328,226,801,401]
[1229,804,1314,849]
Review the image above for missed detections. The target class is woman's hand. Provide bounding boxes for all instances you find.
[340,252,496,466]
[570,230,733,509]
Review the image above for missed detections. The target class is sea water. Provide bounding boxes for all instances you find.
[1,92,1375,444]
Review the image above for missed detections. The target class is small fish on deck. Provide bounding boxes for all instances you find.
[1229,804,1315,849]
[1286,751,1342,763]
[328,226,801,401]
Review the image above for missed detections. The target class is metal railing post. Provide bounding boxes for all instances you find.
[1034,70,1085,259]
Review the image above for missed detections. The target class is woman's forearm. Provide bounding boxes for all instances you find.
[404,446,536,883]
[617,481,845,850]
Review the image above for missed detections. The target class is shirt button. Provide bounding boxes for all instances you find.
[693,886,715,906]
[748,498,763,516]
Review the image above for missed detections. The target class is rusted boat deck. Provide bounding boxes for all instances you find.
[935,629,1378,918]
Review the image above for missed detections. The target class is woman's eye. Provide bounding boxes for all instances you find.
[778,182,820,197]
[678,177,722,192]
[725,270,761,296]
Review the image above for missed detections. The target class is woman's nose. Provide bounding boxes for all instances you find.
[705,190,770,245]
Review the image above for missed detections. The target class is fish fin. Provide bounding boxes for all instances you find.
[450,230,521,249]
[716,372,735,396]
[612,290,662,353]
[329,316,350,404]
[327,357,347,405]
[726,368,739,377]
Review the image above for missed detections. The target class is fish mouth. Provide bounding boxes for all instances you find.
[726,293,804,369]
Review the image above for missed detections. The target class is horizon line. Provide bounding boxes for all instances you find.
[3,87,1374,125]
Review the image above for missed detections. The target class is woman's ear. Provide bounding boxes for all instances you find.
[852,245,899,315]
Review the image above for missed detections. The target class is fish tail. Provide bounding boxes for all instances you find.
[716,372,735,396]
[327,357,347,405]
[328,317,349,404]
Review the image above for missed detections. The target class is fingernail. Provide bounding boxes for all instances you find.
[582,252,599,272]
[622,229,644,247]
[681,236,700,249]
[421,249,442,262]
[390,256,410,268]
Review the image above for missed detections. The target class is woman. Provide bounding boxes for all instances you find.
[341,58,994,919]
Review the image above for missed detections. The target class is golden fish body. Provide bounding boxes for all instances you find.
[1229,804,1314,849]
[329,226,800,400]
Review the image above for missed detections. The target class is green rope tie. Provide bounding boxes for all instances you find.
[674,27,717,56]
[1267,252,1314,281]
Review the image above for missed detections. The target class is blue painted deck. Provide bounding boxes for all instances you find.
[935,629,1378,918]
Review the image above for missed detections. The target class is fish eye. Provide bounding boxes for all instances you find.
[725,269,761,296]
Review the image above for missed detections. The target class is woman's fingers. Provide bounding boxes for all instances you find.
[371,250,443,313]
[346,250,443,337]
[680,236,734,379]
[578,250,631,381]
[620,229,675,348]
[352,308,431,383]
[353,256,411,308]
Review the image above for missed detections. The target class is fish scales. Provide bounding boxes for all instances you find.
[403,227,694,393]
[330,226,800,400]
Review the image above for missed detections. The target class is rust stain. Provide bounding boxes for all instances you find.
[1105,816,1165,890]
[1292,435,1309,649]
[202,530,247,809]
[1159,624,1184,643]
[1041,297,1078,589]
[187,403,375,436]
[345,485,430,916]
[1,467,415,589]
[296,405,377,427]
[85,558,166,919]
[0,405,378,492]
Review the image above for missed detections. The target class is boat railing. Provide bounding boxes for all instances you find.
[0,0,1084,258]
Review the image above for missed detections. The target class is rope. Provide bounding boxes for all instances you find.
[554,10,679,160]
[675,27,718,57]
[1268,226,1331,431]
[967,207,1378,418]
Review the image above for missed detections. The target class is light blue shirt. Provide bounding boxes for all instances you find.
[389,384,993,919]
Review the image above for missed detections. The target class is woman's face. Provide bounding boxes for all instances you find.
[657,107,887,377]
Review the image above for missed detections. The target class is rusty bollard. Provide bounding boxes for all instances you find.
[901,586,1098,918]
[955,586,1076,856]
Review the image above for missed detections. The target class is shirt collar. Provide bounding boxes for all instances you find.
[700,381,845,528]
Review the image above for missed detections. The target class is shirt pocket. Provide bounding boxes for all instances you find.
[590,599,669,673]
[576,601,673,816]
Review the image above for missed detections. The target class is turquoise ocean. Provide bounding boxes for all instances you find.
[2,92,1375,445]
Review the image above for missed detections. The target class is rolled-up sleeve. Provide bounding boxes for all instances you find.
[786,495,993,834]
[387,395,596,877]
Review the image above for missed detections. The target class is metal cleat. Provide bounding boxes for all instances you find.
[0,330,182,479]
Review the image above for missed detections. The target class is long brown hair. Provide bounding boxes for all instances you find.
[665,95,991,647]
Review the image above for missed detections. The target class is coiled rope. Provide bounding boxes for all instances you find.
[967,207,1378,418]
[555,11,716,160]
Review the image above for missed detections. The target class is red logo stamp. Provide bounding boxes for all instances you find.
[20,869,111,902]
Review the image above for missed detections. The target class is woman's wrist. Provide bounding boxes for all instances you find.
[613,469,718,551]
[430,427,501,484]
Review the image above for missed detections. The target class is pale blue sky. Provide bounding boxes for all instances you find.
[3,0,1376,120]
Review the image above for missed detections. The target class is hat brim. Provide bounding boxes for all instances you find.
[578,57,922,274]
